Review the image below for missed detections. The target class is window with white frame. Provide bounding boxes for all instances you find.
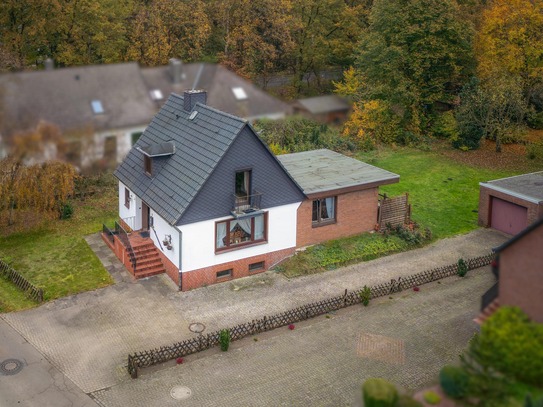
[216,213,266,251]
[312,197,336,225]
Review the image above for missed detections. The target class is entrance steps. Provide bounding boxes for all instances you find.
[129,236,166,279]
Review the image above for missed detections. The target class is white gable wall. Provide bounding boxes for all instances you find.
[179,202,300,272]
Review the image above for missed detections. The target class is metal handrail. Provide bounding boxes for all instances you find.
[115,221,137,271]
[232,190,262,215]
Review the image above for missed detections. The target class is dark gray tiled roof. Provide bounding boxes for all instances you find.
[0,62,156,137]
[141,63,292,120]
[277,149,399,195]
[114,93,246,225]
[481,172,543,203]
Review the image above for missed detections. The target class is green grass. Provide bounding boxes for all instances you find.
[0,182,118,312]
[357,147,518,239]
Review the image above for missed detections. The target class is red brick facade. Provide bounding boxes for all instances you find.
[180,247,295,291]
[101,233,135,274]
[156,248,180,287]
[478,186,543,228]
[297,188,379,247]
[498,223,543,323]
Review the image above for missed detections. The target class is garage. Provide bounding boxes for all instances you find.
[490,197,527,235]
[479,172,543,235]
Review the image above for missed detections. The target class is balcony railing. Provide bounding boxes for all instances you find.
[231,191,262,217]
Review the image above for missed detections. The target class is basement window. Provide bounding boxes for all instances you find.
[216,269,232,279]
[248,261,264,272]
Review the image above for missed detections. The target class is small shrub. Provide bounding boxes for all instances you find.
[359,285,371,306]
[440,365,470,399]
[362,378,399,407]
[457,258,468,277]
[219,329,231,352]
[423,391,441,405]
[59,202,74,220]
[525,394,543,407]
[526,142,543,160]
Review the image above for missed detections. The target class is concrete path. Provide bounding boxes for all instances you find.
[92,268,495,406]
[1,228,507,402]
[0,318,97,407]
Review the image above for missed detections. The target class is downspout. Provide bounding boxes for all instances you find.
[178,229,183,291]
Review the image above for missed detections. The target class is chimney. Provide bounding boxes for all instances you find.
[44,58,54,71]
[183,90,207,112]
[169,58,183,84]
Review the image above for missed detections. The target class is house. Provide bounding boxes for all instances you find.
[0,59,292,167]
[479,172,543,235]
[0,62,156,168]
[292,95,351,124]
[106,90,399,290]
[477,217,543,324]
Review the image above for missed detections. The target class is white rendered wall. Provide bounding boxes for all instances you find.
[179,202,300,272]
[118,182,136,228]
[148,208,181,269]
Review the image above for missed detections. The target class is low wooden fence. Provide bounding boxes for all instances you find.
[127,253,494,378]
[0,259,44,302]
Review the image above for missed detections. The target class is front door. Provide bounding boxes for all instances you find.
[142,202,150,230]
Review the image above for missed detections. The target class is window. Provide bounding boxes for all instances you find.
[216,269,232,279]
[144,155,152,175]
[216,213,266,251]
[249,261,265,272]
[91,100,104,114]
[235,170,251,197]
[232,87,248,100]
[124,187,130,209]
[312,197,336,225]
[131,132,142,145]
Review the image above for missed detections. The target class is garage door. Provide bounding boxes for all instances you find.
[490,197,528,235]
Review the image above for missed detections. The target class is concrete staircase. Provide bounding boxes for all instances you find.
[130,239,166,279]
[473,299,500,325]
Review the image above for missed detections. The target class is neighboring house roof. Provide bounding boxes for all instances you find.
[480,172,543,204]
[294,95,350,115]
[141,62,292,121]
[493,216,543,253]
[277,149,399,196]
[114,93,246,225]
[0,62,156,138]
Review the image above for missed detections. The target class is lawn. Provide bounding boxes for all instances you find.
[0,175,118,313]
[357,145,521,239]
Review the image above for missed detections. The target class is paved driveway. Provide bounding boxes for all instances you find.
[92,269,495,406]
[1,228,506,400]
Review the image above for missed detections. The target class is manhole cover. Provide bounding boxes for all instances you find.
[1,359,24,375]
[170,386,192,400]
[189,322,205,334]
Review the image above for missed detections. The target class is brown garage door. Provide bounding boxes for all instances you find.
[490,197,528,235]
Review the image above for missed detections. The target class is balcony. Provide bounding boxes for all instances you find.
[231,191,263,218]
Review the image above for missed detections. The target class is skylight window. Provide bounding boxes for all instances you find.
[150,89,163,100]
[91,100,104,114]
[232,87,248,100]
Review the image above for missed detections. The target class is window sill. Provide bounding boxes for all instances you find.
[215,239,267,254]
[312,220,336,228]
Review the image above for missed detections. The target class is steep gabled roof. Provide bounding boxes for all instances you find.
[0,62,156,138]
[141,63,292,120]
[114,93,246,225]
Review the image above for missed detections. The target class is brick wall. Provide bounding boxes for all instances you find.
[297,188,378,248]
[101,233,135,275]
[181,247,295,291]
[499,225,543,323]
[478,186,541,228]
[156,248,180,288]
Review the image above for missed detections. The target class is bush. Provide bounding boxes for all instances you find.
[59,202,74,220]
[362,378,399,407]
[359,285,371,306]
[383,223,432,246]
[423,391,441,405]
[440,365,470,399]
[219,329,231,352]
[526,142,543,161]
[457,258,468,277]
